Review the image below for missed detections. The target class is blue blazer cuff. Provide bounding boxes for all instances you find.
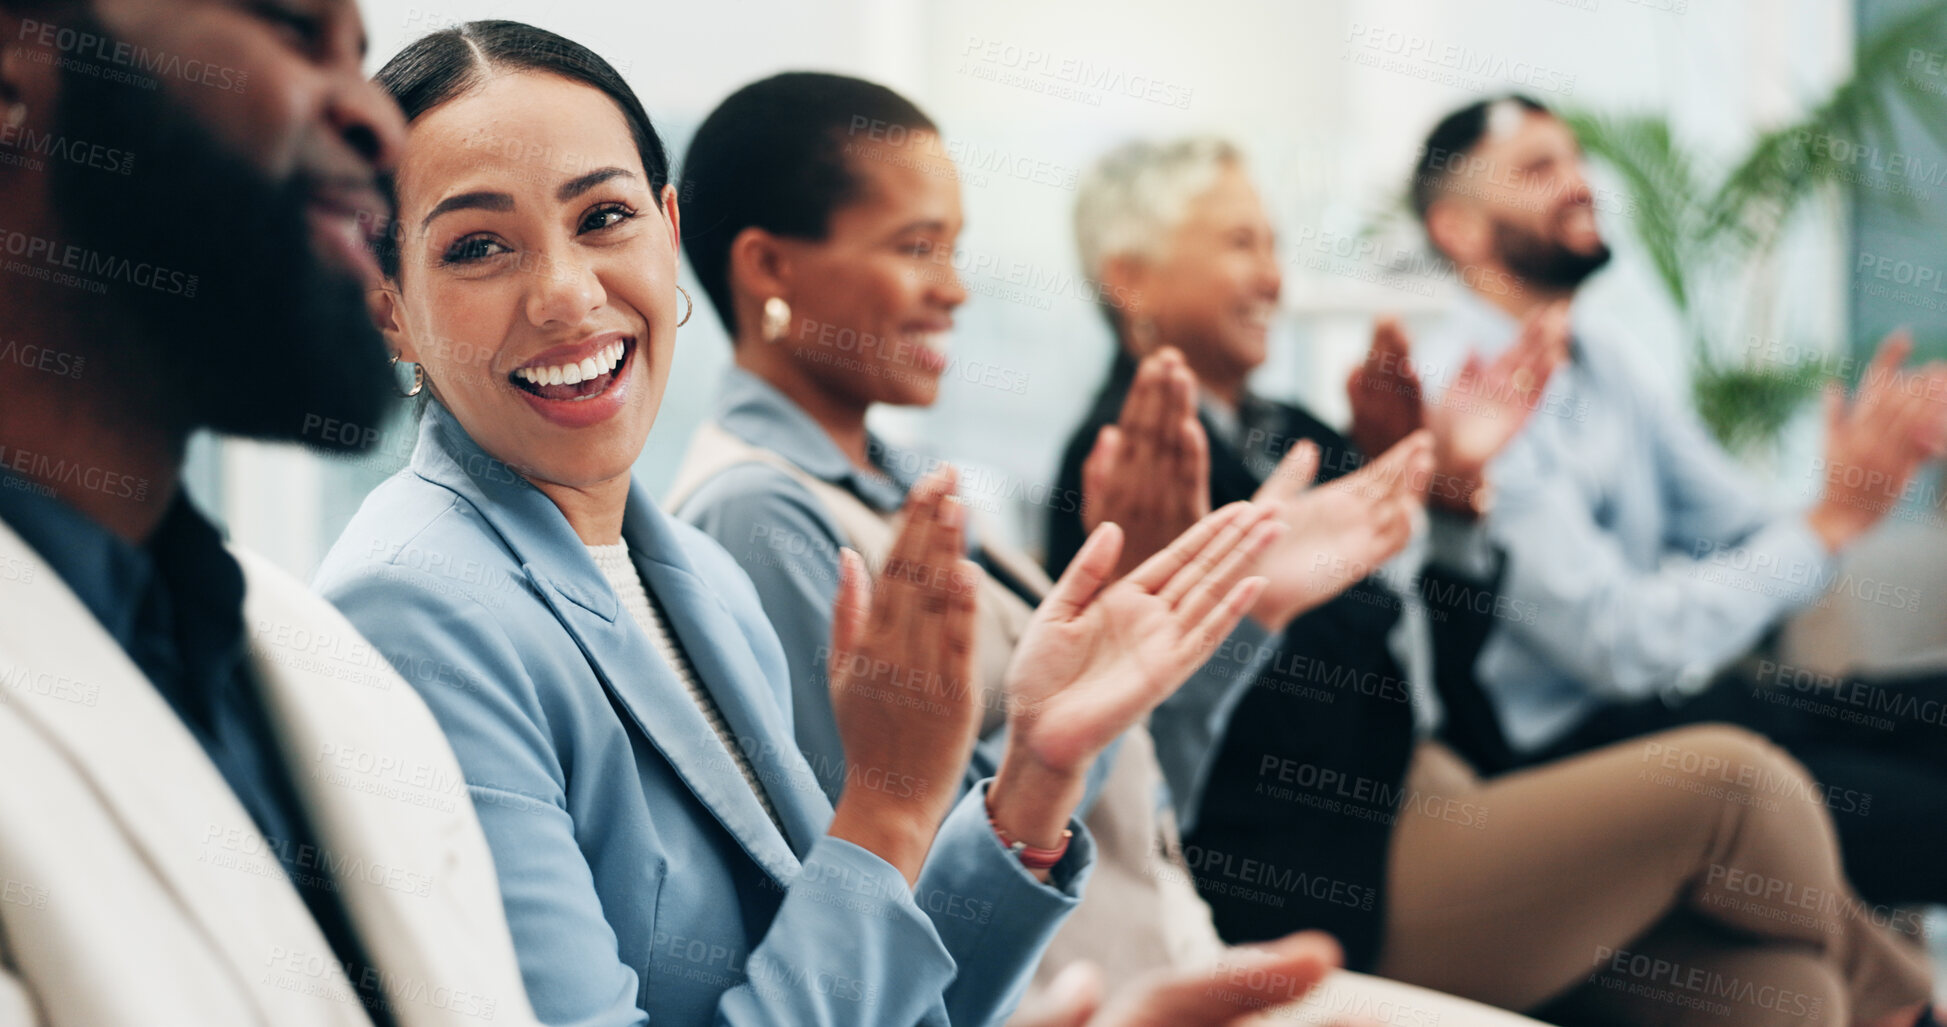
[922,779,1095,1025]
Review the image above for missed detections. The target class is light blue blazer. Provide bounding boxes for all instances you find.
[315,403,1093,1027]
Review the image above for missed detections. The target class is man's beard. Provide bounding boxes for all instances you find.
[1492,214,1613,292]
[45,22,393,453]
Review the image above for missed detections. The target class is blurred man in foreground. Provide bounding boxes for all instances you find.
[0,1,543,1022]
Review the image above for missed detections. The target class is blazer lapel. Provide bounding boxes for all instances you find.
[409,406,809,886]
[0,522,363,1025]
[237,548,533,1027]
[529,560,808,885]
[625,500,831,857]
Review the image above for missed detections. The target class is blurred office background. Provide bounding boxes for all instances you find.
[193,0,1944,581]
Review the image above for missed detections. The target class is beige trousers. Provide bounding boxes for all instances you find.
[1377,727,1934,1026]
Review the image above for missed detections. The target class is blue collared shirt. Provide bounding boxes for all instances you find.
[675,367,1273,833]
[1416,294,1835,753]
[0,469,394,1025]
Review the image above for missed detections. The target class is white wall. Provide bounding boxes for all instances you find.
[207,0,1856,575]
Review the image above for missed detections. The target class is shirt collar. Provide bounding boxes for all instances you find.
[408,399,726,623]
[1195,387,1282,455]
[0,466,152,645]
[713,366,913,514]
[0,466,247,726]
[1450,290,1525,358]
[1197,389,1243,450]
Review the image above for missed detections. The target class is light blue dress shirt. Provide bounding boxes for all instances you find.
[672,367,1274,835]
[316,401,1093,1027]
[1416,295,1836,753]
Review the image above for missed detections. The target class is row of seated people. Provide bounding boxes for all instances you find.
[1,8,1943,1027]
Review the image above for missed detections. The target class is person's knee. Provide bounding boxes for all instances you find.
[1643,725,1817,799]
[1659,723,1775,762]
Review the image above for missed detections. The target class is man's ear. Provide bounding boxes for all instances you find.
[367,287,418,363]
[1424,199,1488,268]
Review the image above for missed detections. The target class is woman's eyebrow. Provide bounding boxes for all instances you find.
[422,191,515,229]
[417,168,634,231]
[557,167,636,202]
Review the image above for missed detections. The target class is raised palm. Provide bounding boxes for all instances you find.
[1347,304,1568,516]
[1427,300,1570,481]
[1082,347,1210,577]
[1247,431,1433,630]
[825,465,983,863]
[1003,503,1280,775]
[1347,316,1426,460]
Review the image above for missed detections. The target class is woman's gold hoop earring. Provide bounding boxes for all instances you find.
[761,296,791,343]
[676,284,693,328]
[391,354,425,398]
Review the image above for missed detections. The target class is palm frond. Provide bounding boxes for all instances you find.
[1691,360,1832,455]
[1706,1,1947,248]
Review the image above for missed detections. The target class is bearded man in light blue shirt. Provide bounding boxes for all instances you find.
[1351,94,1947,905]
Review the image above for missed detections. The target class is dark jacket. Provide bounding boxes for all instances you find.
[1047,352,1513,971]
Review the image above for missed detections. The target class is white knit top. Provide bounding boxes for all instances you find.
[587,541,786,836]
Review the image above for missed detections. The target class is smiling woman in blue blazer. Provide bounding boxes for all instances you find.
[313,21,1286,1027]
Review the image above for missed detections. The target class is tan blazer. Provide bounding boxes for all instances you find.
[0,520,538,1027]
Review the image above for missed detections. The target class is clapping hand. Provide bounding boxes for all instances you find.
[1807,331,1947,551]
[1425,300,1570,515]
[1348,303,1569,518]
[824,466,984,885]
[1244,432,1434,632]
[986,503,1283,872]
[1082,347,1210,578]
[1092,343,1439,634]
[1347,316,1425,461]
[1008,933,1344,1027]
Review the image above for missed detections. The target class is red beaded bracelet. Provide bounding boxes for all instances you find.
[989,818,1072,871]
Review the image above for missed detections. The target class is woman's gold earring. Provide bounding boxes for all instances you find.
[675,284,693,328]
[761,296,791,344]
[390,354,425,398]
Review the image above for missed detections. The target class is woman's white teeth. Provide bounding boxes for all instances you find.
[516,340,627,388]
